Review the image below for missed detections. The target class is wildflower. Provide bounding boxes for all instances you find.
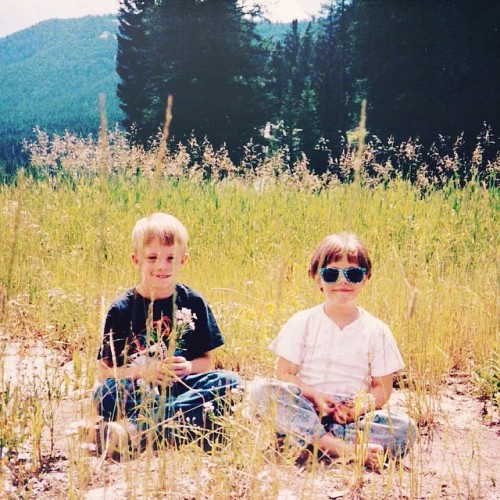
[175,307,197,331]
[130,308,197,364]
[203,401,214,413]
[128,307,198,392]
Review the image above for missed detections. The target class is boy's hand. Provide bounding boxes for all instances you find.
[139,357,191,386]
[139,360,168,385]
[162,356,192,379]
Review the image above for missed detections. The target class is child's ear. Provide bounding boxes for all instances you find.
[131,252,139,265]
[180,252,189,265]
[313,275,323,293]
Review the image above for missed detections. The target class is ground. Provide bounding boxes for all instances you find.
[1,343,498,499]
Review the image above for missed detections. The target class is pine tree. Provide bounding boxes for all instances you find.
[314,0,354,154]
[117,0,267,154]
[350,0,500,145]
[265,20,320,164]
[116,0,156,143]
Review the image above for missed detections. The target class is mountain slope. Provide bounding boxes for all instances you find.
[0,15,123,129]
[0,15,302,172]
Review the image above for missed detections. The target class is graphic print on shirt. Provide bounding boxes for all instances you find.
[128,307,198,365]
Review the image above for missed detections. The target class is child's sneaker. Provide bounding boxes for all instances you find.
[98,420,141,461]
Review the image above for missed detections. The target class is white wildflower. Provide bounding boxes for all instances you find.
[175,307,197,331]
[203,401,215,413]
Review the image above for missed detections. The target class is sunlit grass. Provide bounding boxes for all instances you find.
[2,175,496,376]
[0,177,498,385]
[0,134,498,496]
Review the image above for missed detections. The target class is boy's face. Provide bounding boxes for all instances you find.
[132,238,187,299]
[315,255,367,309]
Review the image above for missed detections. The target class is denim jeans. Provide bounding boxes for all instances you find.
[247,378,416,458]
[94,370,242,447]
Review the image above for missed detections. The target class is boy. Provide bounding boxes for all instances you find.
[248,232,415,470]
[94,212,241,458]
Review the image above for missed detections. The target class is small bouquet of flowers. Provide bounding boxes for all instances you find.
[128,307,197,390]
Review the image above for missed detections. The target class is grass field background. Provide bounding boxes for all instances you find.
[2,166,497,391]
[0,129,498,497]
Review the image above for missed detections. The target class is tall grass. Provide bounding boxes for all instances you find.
[1,171,496,373]
[0,130,498,497]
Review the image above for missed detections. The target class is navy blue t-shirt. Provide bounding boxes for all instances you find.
[98,284,224,367]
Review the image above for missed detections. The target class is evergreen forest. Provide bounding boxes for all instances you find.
[1,0,499,183]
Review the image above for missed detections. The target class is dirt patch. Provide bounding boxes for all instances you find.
[1,345,499,499]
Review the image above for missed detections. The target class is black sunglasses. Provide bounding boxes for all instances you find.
[319,267,367,284]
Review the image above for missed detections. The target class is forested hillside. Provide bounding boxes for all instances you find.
[1,0,499,182]
[0,14,305,175]
[113,0,499,178]
[0,15,123,172]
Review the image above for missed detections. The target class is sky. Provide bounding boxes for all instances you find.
[0,0,324,39]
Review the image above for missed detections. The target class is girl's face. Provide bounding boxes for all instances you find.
[132,238,187,299]
[315,255,367,309]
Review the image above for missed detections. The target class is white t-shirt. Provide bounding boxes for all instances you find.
[269,304,405,397]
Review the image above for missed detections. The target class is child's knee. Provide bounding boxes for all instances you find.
[400,415,417,449]
[244,378,301,415]
[93,378,140,421]
[388,414,417,457]
[213,370,243,389]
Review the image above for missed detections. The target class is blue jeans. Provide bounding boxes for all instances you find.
[247,378,416,458]
[94,370,242,448]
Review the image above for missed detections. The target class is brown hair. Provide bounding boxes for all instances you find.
[131,213,188,254]
[308,232,372,279]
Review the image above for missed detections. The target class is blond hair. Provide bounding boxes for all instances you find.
[308,232,372,279]
[131,213,188,253]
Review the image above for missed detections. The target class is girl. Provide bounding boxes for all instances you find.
[249,232,415,469]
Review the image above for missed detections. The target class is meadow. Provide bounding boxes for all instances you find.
[0,127,498,498]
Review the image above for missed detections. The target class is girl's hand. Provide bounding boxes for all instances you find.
[332,400,357,424]
[311,392,338,417]
[332,393,376,424]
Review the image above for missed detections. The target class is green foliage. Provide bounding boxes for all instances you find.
[117,0,267,152]
[474,351,500,408]
[0,16,122,125]
[350,0,500,145]
[264,21,321,166]
[1,2,500,182]
[116,0,156,139]
[314,0,354,150]
[255,19,310,42]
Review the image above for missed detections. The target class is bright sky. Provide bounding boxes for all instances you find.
[0,0,324,39]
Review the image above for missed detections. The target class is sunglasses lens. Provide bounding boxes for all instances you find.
[345,268,365,283]
[320,268,340,283]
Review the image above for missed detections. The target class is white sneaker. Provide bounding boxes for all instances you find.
[100,420,140,460]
